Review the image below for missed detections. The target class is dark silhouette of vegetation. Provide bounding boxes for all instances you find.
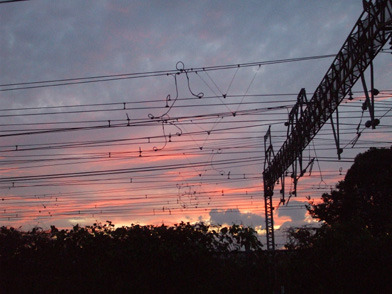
[0,222,271,293]
[283,148,392,293]
[308,147,392,237]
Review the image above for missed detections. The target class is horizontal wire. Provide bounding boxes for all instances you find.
[1,54,336,92]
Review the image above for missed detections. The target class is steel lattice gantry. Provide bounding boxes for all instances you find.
[263,0,392,251]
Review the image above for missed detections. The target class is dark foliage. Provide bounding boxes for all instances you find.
[308,147,392,237]
[282,148,392,293]
[0,222,271,293]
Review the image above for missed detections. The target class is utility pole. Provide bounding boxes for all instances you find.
[263,0,392,252]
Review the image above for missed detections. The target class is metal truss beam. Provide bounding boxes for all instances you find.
[264,0,392,193]
[263,0,392,251]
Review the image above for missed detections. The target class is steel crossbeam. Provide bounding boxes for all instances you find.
[263,0,392,251]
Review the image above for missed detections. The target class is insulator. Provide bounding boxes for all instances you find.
[348,91,354,100]
[365,120,372,128]
[371,88,379,96]
[372,118,380,127]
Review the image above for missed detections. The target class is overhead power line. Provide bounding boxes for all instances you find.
[0,0,28,4]
[0,54,335,91]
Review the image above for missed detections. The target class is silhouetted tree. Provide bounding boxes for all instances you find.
[308,147,392,237]
[283,148,392,293]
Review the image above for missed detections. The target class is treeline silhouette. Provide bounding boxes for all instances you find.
[0,222,271,293]
[2,220,390,293]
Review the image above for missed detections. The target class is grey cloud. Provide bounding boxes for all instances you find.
[209,208,264,228]
[276,200,308,222]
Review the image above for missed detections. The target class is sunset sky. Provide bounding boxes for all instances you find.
[1,0,391,246]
